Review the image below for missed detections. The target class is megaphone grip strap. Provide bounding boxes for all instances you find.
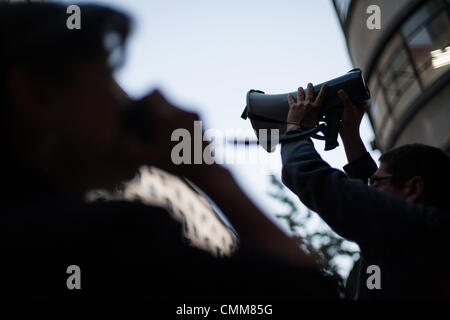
[279,125,325,144]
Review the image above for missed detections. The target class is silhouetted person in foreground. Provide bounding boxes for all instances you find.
[0,3,339,300]
[282,83,450,299]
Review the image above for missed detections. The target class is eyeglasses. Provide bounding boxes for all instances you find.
[368,175,395,186]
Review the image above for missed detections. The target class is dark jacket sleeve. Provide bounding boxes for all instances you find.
[280,137,447,248]
[343,152,378,184]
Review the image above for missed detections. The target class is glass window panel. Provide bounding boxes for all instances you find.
[380,66,394,88]
[424,46,450,85]
[379,116,394,148]
[368,71,380,97]
[394,61,416,94]
[392,80,421,120]
[416,12,449,51]
[427,11,450,49]
[407,11,450,87]
[378,35,405,109]
[370,89,388,130]
[378,34,403,75]
[402,1,442,39]
[379,46,418,110]
[408,27,433,48]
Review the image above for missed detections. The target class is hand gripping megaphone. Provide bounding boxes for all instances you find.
[241,69,370,152]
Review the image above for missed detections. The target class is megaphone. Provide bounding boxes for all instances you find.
[241,69,370,152]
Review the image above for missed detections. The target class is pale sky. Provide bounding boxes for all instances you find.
[62,0,382,276]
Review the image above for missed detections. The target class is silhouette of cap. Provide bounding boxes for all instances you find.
[0,2,131,71]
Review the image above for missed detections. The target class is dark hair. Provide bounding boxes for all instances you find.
[379,143,450,211]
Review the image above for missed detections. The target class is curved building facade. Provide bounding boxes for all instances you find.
[333,0,450,152]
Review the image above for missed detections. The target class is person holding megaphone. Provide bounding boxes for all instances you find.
[280,81,450,299]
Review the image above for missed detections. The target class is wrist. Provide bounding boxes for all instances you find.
[286,124,301,132]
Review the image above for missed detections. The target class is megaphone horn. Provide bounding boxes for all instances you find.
[241,68,370,152]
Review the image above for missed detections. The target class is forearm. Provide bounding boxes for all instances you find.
[188,165,318,268]
[341,133,367,164]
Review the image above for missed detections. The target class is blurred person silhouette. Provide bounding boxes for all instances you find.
[0,2,339,300]
[281,83,450,299]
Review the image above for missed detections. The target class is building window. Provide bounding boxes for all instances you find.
[405,9,450,87]
[369,74,387,128]
[369,0,450,149]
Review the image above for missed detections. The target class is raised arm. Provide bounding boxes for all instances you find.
[281,84,445,248]
[281,136,443,248]
[122,90,319,269]
[338,89,377,184]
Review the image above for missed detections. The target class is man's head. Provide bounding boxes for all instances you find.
[371,144,450,211]
[0,2,139,190]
